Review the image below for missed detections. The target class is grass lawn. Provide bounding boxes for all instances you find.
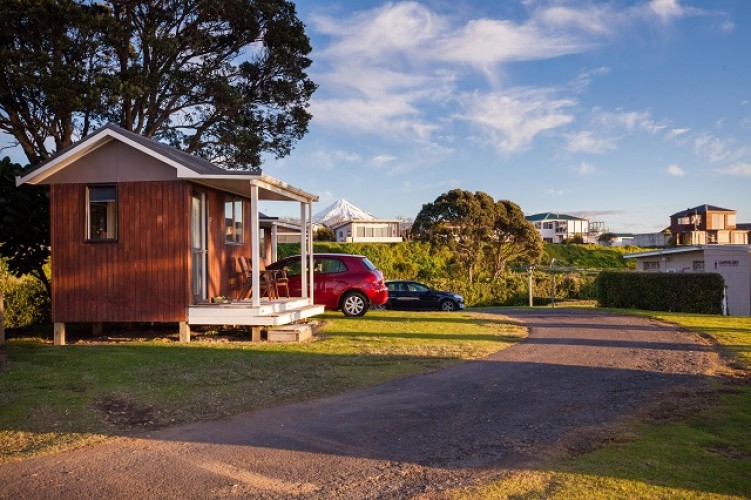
[453,311,751,500]
[0,310,524,463]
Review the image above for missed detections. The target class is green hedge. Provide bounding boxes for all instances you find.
[595,271,724,314]
[0,259,50,328]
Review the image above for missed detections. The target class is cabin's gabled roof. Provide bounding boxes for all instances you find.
[525,212,588,222]
[671,204,735,217]
[15,123,317,203]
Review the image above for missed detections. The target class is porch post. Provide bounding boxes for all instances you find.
[250,184,261,307]
[299,202,308,299]
[271,222,278,262]
[308,202,314,303]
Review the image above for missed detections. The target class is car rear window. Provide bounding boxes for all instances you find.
[314,258,347,274]
[361,258,378,271]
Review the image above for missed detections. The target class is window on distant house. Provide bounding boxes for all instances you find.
[711,214,725,229]
[87,185,117,241]
[692,260,705,271]
[643,261,660,271]
[543,222,554,229]
[224,195,243,244]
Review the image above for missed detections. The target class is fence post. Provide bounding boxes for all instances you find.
[549,259,556,308]
[0,289,7,372]
[527,265,535,307]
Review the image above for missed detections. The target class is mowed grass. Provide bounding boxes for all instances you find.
[453,312,751,500]
[0,310,524,463]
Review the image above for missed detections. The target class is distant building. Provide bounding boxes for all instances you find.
[314,198,403,243]
[526,212,603,244]
[624,245,751,316]
[331,220,402,243]
[670,204,748,245]
[634,231,671,248]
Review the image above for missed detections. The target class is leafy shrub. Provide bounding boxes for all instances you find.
[1,260,50,328]
[595,271,724,314]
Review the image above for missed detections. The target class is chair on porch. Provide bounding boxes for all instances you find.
[274,265,290,298]
[238,256,277,300]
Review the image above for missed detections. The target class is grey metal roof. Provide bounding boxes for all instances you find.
[20,122,261,178]
[671,204,734,217]
[525,212,587,222]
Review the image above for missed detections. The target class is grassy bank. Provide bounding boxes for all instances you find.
[0,310,524,463]
[454,312,751,499]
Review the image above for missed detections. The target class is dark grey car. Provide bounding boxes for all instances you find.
[383,280,465,312]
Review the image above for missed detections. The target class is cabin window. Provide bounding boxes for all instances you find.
[87,185,117,241]
[224,196,243,244]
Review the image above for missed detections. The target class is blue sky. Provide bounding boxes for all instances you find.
[260,0,751,233]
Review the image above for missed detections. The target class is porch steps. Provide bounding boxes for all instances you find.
[187,299,324,327]
[267,323,313,343]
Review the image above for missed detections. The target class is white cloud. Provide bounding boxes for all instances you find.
[665,164,685,176]
[667,128,690,138]
[716,163,751,176]
[591,108,666,134]
[311,149,363,170]
[371,155,396,167]
[693,133,733,164]
[547,189,567,196]
[569,67,611,92]
[457,89,575,153]
[649,0,687,23]
[576,162,596,175]
[566,131,616,154]
[533,5,623,36]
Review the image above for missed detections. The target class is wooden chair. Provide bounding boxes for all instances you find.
[237,256,276,300]
[274,265,290,298]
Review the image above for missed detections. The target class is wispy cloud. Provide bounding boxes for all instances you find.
[716,163,751,176]
[565,131,616,154]
[311,149,362,170]
[457,88,575,153]
[576,162,597,175]
[569,67,610,92]
[665,164,685,176]
[591,108,666,134]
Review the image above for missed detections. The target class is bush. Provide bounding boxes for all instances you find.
[0,261,50,328]
[595,271,724,314]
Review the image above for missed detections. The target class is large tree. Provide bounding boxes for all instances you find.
[0,158,50,295]
[412,189,542,283]
[0,0,316,169]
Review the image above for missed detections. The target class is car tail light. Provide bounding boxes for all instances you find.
[364,271,382,284]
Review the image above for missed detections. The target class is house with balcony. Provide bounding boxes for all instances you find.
[670,204,749,245]
[526,212,599,244]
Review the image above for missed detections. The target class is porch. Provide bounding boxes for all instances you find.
[187,297,324,327]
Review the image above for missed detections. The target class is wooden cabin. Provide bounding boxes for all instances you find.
[16,124,323,345]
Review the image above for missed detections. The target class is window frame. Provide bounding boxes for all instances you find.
[224,195,244,245]
[85,184,118,242]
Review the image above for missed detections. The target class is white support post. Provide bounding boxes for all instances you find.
[271,222,278,262]
[308,202,314,304]
[250,184,261,307]
[300,202,308,299]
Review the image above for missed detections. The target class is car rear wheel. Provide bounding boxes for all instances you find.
[341,291,369,317]
[440,299,457,312]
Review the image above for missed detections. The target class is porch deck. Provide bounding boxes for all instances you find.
[187,297,324,326]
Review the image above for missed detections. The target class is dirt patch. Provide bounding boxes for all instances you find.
[93,397,157,430]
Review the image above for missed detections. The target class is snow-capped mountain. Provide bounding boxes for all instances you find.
[313,199,376,227]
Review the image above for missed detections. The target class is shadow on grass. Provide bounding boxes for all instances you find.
[0,308,745,499]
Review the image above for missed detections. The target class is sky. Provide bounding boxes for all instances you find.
[258,0,751,233]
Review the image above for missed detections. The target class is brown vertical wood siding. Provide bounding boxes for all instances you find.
[51,181,190,323]
[51,181,254,323]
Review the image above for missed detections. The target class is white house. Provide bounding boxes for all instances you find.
[330,219,402,243]
[526,212,595,244]
[623,245,751,316]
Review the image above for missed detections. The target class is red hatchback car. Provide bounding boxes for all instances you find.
[267,254,388,316]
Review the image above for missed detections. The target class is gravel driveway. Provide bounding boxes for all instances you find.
[0,309,718,499]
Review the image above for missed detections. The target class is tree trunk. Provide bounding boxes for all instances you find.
[0,289,7,372]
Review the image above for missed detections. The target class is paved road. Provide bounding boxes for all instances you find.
[0,309,717,499]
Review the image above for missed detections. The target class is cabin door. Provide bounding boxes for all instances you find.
[190,191,208,303]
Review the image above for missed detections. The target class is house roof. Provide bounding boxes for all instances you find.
[15,123,317,203]
[671,204,735,217]
[525,212,588,222]
[329,219,401,231]
[623,244,751,259]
